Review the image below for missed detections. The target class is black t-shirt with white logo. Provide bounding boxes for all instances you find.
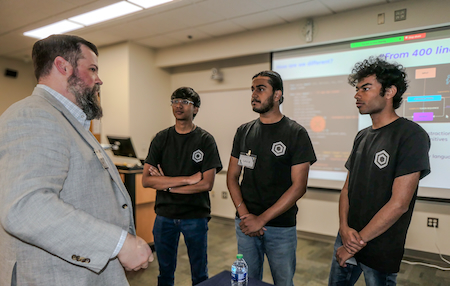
[145,126,222,219]
[231,116,316,227]
[346,117,430,273]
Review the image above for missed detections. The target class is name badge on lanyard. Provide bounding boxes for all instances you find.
[238,150,257,169]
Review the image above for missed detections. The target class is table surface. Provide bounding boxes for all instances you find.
[197,270,274,286]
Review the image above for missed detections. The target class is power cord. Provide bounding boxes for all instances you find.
[401,226,450,271]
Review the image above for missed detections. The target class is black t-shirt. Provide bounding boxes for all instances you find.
[145,126,222,219]
[231,116,316,227]
[346,117,430,273]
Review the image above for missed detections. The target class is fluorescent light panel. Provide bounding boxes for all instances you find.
[127,0,172,9]
[23,0,173,39]
[23,20,84,39]
[69,1,142,26]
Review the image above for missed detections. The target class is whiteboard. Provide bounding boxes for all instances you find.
[195,89,257,170]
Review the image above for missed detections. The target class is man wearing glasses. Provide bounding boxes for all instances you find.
[142,87,222,286]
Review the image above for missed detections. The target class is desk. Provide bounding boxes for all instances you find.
[197,271,273,286]
[118,168,156,244]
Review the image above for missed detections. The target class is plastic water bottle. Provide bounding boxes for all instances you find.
[231,254,248,286]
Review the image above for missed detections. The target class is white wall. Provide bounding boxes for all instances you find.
[98,43,131,145]
[98,42,172,160]
[0,57,35,115]
[128,43,172,159]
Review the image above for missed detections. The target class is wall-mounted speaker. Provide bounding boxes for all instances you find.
[5,69,18,78]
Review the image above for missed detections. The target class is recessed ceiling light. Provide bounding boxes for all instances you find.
[127,0,173,9]
[69,1,142,26]
[23,20,84,39]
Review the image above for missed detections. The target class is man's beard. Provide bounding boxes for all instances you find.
[253,93,275,114]
[68,73,102,120]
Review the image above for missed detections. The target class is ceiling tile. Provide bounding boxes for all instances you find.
[0,0,406,60]
[196,20,246,37]
[231,11,287,30]
[165,3,226,27]
[271,1,332,22]
[95,21,160,40]
[0,0,75,34]
[196,0,266,19]
[136,35,183,48]
[133,0,193,15]
[319,0,386,13]
[132,11,188,34]
[72,29,126,47]
[251,0,311,10]
[164,28,212,43]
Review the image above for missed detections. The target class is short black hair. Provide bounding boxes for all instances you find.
[348,56,408,109]
[171,87,201,108]
[252,70,284,104]
[32,34,98,81]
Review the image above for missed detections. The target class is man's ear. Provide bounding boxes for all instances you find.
[274,90,282,101]
[385,85,397,99]
[193,106,199,115]
[54,56,72,75]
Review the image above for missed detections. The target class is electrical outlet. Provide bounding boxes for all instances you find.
[394,9,407,22]
[427,217,439,228]
[221,191,228,199]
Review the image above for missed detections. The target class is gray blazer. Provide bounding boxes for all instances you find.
[0,86,135,286]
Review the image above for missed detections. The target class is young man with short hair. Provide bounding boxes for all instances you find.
[142,87,222,286]
[227,71,316,286]
[328,57,431,286]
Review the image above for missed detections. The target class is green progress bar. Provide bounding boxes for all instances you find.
[351,36,404,48]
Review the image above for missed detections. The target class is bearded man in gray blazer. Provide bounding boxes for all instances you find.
[0,35,153,286]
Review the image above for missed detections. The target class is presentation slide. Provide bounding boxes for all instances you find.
[272,27,450,200]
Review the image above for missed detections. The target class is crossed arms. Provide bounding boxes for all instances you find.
[142,163,216,194]
[226,156,310,237]
[336,171,421,267]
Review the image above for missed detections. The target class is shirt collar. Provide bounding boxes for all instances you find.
[37,84,91,131]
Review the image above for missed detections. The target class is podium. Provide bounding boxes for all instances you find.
[118,168,156,244]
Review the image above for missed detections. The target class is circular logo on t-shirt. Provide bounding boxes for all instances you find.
[374,150,389,169]
[271,141,286,156]
[192,149,204,163]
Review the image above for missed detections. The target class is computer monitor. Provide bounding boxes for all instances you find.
[107,136,137,158]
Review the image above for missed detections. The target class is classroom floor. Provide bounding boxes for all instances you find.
[127,216,450,286]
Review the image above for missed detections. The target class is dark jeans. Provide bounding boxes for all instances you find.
[153,215,209,286]
[328,233,397,286]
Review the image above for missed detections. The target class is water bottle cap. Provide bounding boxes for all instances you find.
[236,254,243,259]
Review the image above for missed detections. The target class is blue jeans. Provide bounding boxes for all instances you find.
[328,233,397,286]
[235,217,297,286]
[153,215,209,286]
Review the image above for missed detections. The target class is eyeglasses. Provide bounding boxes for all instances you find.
[171,99,195,106]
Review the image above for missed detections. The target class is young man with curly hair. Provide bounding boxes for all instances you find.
[328,57,431,286]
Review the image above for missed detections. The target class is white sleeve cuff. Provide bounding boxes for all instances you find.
[111,229,128,258]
